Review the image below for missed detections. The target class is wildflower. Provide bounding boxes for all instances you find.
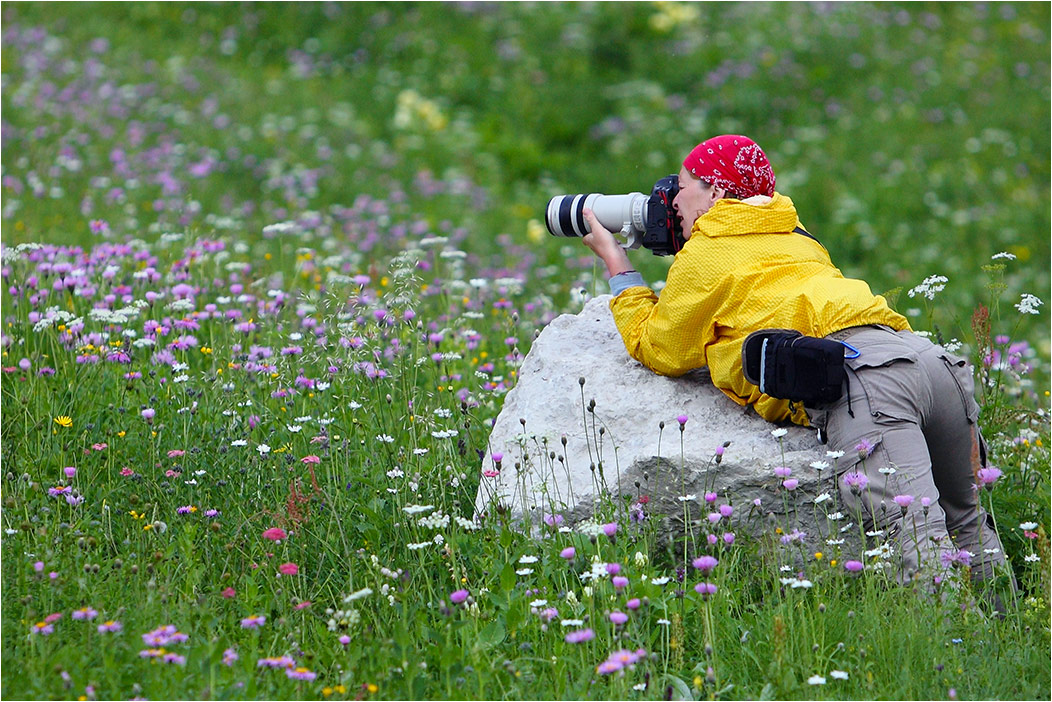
[976,467,1002,488]
[240,615,266,629]
[602,522,618,537]
[771,428,788,438]
[1020,522,1039,530]
[991,252,1017,260]
[907,274,948,300]
[940,550,973,568]
[723,532,736,545]
[1014,293,1043,315]
[842,471,869,493]
[719,504,733,518]
[221,587,236,598]
[97,620,122,633]
[162,653,187,665]
[262,527,287,541]
[612,576,629,589]
[543,513,564,527]
[609,611,629,625]
[54,415,73,428]
[257,443,271,455]
[339,634,352,646]
[830,670,849,680]
[301,455,321,464]
[676,414,688,426]
[814,493,831,504]
[854,438,874,459]
[278,562,300,576]
[773,466,792,478]
[560,546,576,559]
[893,494,914,510]
[257,656,296,669]
[694,582,717,598]
[605,562,621,575]
[64,466,77,479]
[692,556,718,573]
[564,628,595,643]
[1024,554,1040,563]
[807,675,827,685]
[810,461,829,471]
[450,589,469,604]
[782,478,799,491]
[222,648,239,666]
[843,560,864,573]
[626,598,641,610]
[32,621,55,635]
[72,607,99,620]
[286,667,317,681]
[704,492,718,503]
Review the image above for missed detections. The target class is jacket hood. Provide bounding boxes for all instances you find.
[691,192,801,239]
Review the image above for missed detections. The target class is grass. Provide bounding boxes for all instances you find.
[1,2,1049,700]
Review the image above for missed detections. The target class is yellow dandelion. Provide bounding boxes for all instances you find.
[53,416,73,428]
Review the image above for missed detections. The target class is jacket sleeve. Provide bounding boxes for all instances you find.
[607,246,719,377]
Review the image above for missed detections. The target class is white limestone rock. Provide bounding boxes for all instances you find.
[475,295,852,554]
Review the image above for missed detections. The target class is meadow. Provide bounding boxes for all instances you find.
[1,2,1049,700]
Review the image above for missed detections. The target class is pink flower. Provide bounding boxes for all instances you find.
[450,589,469,604]
[723,532,736,545]
[842,471,869,492]
[605,563,621,576]
[167,449,185,458]
[120,467,135,477]
[294,601,312,610]
[692,556,718,573]
[893,494,914,509]
[704,492,718,503]
[221,587,236,599]
[843,560,864,573]
[694,582,718,598]
[262,527,287,542]
[612,576,629,589]
[676,414,688,426]
[339,635,351,646]
[773,466,792,478]
[92,443,108,451]
[277,562,300,576]
[976,467,1002,488]
[64,466,77,478]
[719,504,733,518]
[560,547,576,559]
[301,455,320,464]
[565,628,595,644]
[855,438,874,459]
[782,478,799,491]
[286,667,317,681]
[97,620,122,633]
[482,469,500,478]
[609,611,629,625]
[602,522,618,537]
[240,615,266,629]
[626,598,641,610]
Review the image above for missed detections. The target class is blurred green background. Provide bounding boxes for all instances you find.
[3,1,1049,348]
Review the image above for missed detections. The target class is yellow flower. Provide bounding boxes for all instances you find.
[814,552,824,560]
[53,416,73,428]
[367,684,378,694]
[117,431,126,438]
[335,685,346,694]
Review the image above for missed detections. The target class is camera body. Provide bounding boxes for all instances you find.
[545,175,686,256]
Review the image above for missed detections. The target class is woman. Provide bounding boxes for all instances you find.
[581,134,1008,590]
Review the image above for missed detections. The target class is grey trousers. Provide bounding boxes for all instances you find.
[806,326,1008,584]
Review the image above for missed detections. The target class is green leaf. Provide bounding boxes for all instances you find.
[663,674,694,701]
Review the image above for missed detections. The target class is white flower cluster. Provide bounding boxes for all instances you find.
[417,512,450,529]
[907,274,948,300]
[1015,293,1043,315]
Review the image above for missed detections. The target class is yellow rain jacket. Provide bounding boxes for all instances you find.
[609,193,910,426]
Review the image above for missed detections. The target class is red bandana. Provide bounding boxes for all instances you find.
[682,135,776,198]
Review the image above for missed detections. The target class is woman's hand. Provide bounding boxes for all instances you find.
[582,209,633,277]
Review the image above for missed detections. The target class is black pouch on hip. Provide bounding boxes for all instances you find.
[741,329,855,405]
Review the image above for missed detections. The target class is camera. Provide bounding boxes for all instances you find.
[545,175,685,256]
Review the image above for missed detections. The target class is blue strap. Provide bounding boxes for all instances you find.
[841,341,860,359]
